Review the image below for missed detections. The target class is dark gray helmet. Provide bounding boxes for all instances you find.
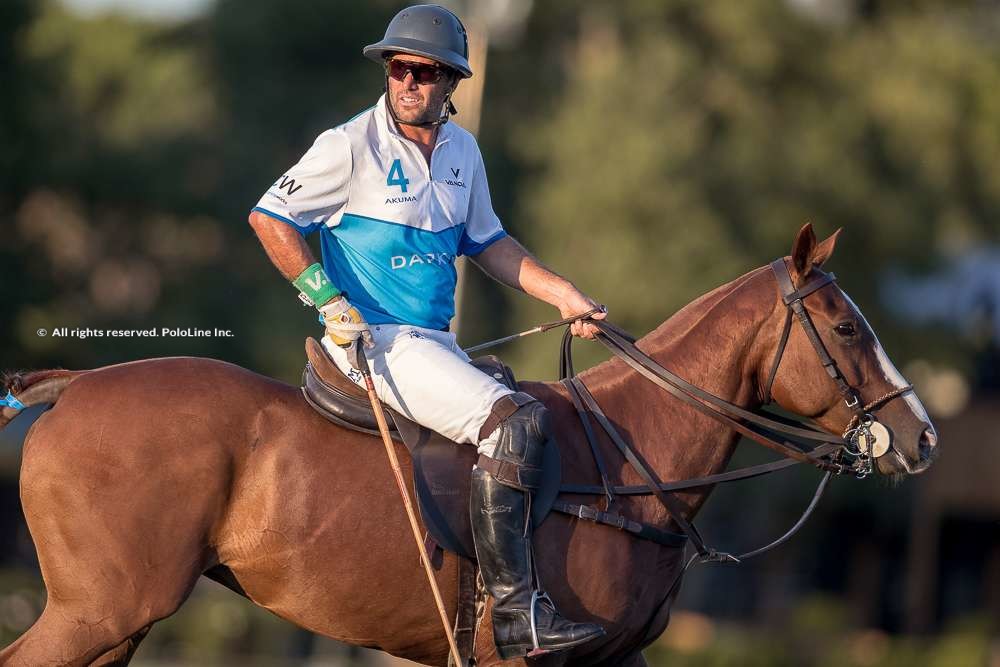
[363,5,472,79]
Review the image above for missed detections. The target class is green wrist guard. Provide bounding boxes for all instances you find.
[293,263,340,307]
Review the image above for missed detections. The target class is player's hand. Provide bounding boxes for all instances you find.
[319,296,374,349]
[557,289,607,340]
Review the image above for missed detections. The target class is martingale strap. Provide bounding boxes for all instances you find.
[559,378,615,509]
[563,376,716,559]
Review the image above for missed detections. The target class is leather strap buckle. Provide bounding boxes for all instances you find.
[477,392,536,441]
[476,454,542,490]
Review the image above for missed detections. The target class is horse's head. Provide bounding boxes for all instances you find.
[766,224,938,478]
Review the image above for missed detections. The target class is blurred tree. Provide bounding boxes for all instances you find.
[479,0,1000,379]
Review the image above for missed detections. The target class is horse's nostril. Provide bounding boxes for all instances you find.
[919,427,937,461]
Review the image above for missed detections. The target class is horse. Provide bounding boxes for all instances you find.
[0,224,937,666]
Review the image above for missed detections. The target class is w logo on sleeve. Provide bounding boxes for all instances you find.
[274,175,303,196]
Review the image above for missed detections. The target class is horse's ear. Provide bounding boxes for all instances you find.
[790,223,817,282]
[811,227,842,268]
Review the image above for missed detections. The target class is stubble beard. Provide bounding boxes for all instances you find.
[390,86,447,125]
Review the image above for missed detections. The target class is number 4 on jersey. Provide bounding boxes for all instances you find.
[387,159,409,193]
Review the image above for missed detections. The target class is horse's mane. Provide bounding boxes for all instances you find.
[641,264,776,347]
[1,370,24,395]
[576,264,777,386]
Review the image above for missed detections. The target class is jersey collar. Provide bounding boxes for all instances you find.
[376,94,453,149]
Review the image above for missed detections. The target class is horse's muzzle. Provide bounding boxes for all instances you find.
[917,426,938,467]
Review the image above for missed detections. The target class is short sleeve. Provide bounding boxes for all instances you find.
[458,145,507,256]
[252,129,352,236]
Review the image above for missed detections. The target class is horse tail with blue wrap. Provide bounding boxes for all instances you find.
[0,369,83,429]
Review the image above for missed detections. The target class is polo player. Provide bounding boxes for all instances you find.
[248,4,606,658]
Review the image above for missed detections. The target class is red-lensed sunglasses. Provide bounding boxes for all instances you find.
[385,58,452,85]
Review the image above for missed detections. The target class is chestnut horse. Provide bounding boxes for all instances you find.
[0,225,936,666]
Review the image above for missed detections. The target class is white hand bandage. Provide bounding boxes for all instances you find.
[318,297,374,349]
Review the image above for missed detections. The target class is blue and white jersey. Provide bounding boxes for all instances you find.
[253,94,507,330]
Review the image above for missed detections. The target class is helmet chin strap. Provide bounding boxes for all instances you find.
[384,77,458,128]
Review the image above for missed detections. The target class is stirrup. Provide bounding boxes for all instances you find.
[528,590,552,656]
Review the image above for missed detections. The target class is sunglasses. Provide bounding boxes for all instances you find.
[386,58,452,85]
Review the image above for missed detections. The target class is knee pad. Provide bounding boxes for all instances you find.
[476,393,551,490]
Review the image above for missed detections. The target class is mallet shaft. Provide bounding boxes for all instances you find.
[358,348,465,667]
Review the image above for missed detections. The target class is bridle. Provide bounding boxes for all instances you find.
[545,257,914,570]
[762,258,913,473]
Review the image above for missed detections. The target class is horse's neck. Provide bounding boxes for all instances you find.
[579,267,779,518]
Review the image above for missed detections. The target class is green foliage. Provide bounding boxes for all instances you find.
[490,0,1000,378]
[24,4,216,148]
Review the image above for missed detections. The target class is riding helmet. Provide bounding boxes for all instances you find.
[363,4,473,79]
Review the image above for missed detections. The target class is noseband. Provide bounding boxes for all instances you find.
[764,259,913,477]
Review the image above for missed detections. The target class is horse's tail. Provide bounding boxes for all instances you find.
[1,369,85,430]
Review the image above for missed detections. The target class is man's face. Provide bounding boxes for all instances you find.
[385,53,457,125]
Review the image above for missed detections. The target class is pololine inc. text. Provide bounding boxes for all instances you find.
[46,328,234,339]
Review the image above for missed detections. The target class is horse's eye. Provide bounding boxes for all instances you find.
[834,323,856,337]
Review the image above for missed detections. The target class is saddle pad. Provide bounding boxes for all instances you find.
[300,338,562,559]
[393,415,562,559]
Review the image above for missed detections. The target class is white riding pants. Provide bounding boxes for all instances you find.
[321,324,514,452]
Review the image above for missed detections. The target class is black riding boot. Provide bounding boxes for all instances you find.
[472,397,604,659]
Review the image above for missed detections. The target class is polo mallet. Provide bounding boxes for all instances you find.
[352,344,465,667]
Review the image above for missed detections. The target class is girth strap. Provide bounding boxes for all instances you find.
[551,501,687,548]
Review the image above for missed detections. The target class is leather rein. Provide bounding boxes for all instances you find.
[546,258,914,567]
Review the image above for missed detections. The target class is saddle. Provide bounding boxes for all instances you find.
[300,338,562,560]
